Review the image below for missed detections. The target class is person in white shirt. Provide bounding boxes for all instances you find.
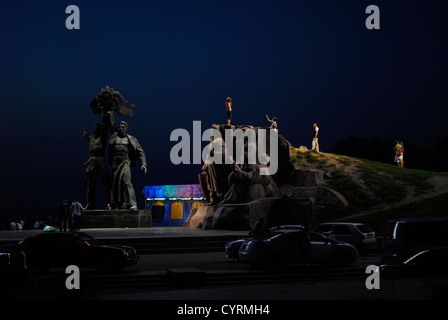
[70,198,85,231]
[312,123,319,152]
[265,114,278,132]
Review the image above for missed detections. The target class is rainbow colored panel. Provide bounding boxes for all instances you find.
[144,184,204,199]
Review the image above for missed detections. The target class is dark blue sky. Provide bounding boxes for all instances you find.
[1,1,447,218]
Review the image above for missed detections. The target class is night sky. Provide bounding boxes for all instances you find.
[1,1,447,219]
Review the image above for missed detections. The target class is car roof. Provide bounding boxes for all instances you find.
[319,222,365,226]
[267,229,305,234]
[269,225,305,230]
[23,231,87,241]
[386,217,448,223]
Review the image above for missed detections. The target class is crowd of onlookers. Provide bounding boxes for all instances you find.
[0,217,56,231]
[1,198,85,232]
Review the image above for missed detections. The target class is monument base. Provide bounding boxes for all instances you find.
[80,209,152,228]
[184,197,313,230]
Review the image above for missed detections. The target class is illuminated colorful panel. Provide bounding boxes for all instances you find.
[144,184,205,199]
[171,202,184,219]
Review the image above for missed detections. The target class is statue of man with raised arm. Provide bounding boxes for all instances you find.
[107,112,147,210]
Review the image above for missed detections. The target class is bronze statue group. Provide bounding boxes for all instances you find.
[79,87,147,213]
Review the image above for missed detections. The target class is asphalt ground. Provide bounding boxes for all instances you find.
[2,227,443,302]
[0,226,248,242]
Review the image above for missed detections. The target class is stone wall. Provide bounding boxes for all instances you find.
[81,210,152,228]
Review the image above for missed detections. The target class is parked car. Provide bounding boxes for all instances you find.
[0,246,37,299]
[225,225,306,260]
[378,247,448,300]
[382,217,448,264]
[225,239,246,260]
[380,247,448,278]
[317,222,376,254]
[237,228,358,267]
[7,232,138,273]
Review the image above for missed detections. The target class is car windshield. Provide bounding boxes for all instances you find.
[75,232,101,245]
[356,224,374,233]
[308,232,329,242]
[264,231,308,243]
[264,232,284,241]
[404,249,448,265]
[317,225,332,232]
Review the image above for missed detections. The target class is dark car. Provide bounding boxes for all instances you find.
[237,228,359,267]
[382,217,448,264]
[225,225,306,260]
[317,222,377,254]
[225,239,246,260]
[379,247,448,300]
[379,247,448,278]
[1,246,37,298]
[12,232,138,273]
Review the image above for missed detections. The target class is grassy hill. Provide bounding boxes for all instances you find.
[291,146,448,235]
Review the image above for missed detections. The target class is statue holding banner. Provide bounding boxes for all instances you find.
[79,114,111,210]
[79,86,147,211]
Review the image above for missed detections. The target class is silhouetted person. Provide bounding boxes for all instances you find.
[70,198,85,231]
[58,199,69,232]
[226,97,232,125]
[249,218,265,239]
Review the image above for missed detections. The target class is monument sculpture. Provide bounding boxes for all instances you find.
[108,115,147,210]
[79,86,147,211]
[79,114,111,210]
[186,124,348,230]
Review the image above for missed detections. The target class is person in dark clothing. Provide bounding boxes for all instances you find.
[249,218,265,239]
[226,97,232,125]
[58,199,69,232]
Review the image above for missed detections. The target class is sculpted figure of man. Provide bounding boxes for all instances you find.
[79,114,111,210]
[108,114,147,210]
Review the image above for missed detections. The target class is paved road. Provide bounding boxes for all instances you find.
[128,251,381,273]
[33,251,443,301]
[3,228,445,301]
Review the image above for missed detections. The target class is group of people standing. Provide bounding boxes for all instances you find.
[226,97,407,168]
[58,198,85,232]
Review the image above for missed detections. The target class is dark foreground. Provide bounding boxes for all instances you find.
[1,227,447,302]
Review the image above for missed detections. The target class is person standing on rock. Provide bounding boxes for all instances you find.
[226,97,232,125]
[312,123,319,152]
[265,114,278,132]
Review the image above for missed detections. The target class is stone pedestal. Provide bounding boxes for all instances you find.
[184,197,313,230]
[80,209,152,228]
